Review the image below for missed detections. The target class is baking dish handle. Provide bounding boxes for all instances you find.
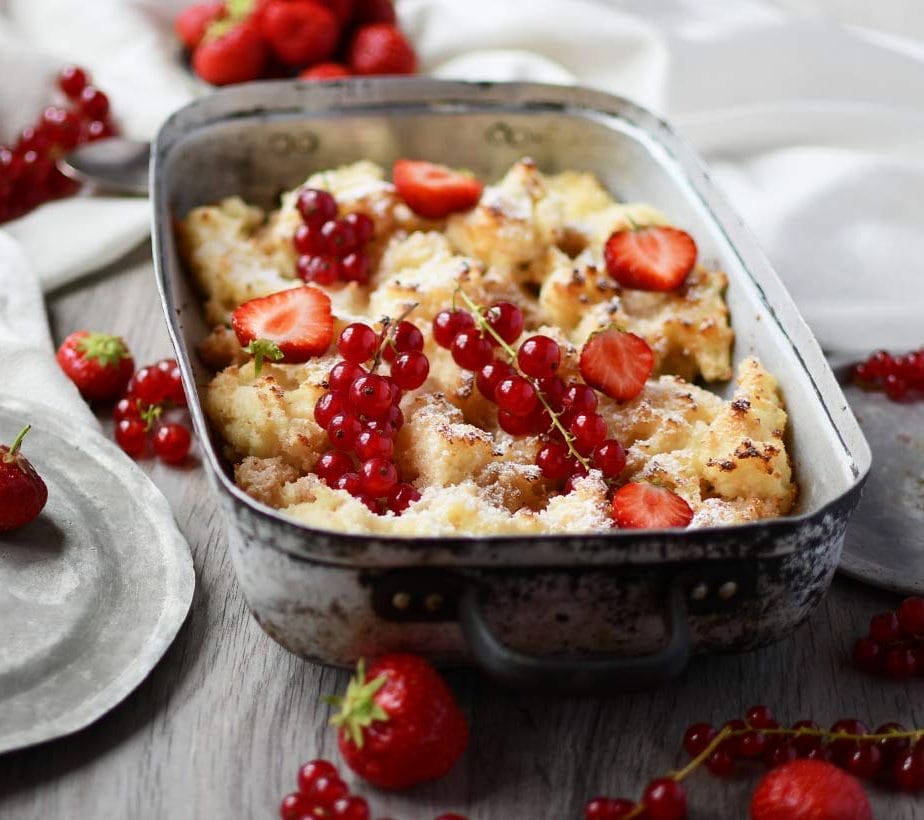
[458,579,690,691]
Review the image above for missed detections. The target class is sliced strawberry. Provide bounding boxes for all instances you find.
[392,159,483,219]
[604,225,697,291]
[611,483,693,530]
[579,326,653,402]
[231,286,333,364]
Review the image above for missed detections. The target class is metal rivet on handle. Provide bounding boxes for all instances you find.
[690,582,709,601]
[424,593,444,613]
[392,592,412,611]
[718,581,738,600]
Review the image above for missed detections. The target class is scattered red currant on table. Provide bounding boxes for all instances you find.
[0,66,118,225]
[312,314,426,515]
[852,346,924,401]
[852,596,924,679]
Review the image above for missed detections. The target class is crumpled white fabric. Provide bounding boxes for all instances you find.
[0,0,922,352]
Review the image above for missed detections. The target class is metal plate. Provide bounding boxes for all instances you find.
[838,384,924,595]
[0,398,194,754]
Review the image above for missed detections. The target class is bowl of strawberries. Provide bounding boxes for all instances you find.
[175,0,417,86]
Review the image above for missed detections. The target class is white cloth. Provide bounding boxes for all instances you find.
[1,0,923,352]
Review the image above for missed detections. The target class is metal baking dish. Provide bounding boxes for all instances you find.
[151,79,871,690]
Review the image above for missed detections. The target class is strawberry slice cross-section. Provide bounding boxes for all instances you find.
[611,482,693,530]
[231,286,333,373]
[392,159,483,219]
[579,326,654,402]
[604,224,697,292]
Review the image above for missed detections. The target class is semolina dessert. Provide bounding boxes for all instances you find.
[179,158,796,535]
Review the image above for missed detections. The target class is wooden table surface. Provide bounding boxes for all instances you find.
[0,247,920,820]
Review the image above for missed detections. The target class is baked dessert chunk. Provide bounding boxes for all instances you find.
[181,158,797,535]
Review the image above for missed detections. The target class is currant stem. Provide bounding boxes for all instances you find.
[372,303,419,373]
[455,288,592,473]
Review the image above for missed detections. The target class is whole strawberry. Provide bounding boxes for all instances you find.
[56,331,134,402]
[330,654,468,790]
[260,0,339,68]
[348,23,417,76]
[751,760,872,820]
[0,425,48,532]
[192,18,266,85]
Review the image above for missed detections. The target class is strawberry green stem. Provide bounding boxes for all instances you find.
[4,424,30,462]
[455,287,592,473]
[326,658,389,749]
[244,339,284,377]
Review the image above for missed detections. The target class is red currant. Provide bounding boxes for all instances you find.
[341,251,370,283]
[764,741,797,769]
[391,351,429,390]
[153,423,191,464]
[885,374,908,401]
[355,429,394,461]
[897,597,924,636]
[343,211,374,243]
[869,611,901,642]
[570,413,607,455]
[642,778,686,820]
[331,795,370,820]
[158,359,186,406]
[563,383,598,415]
[315,392,346,428]
[495,376,538,417]
[113,397,143,423]
[883,647,917,678]
[328,361,364,395]
[682,723,717,757]
[303,775,349,807]
[327,413,362,450]
[476,360,514,401]
[294,223,327,255]
[876,724,911,766]
[705,749,735,777]
[451,329,493,371]
[737,731,768,759]
[592,439,626,478]
[297,189,337,228]
[335,472,362,496]
[536,441,574,480]
[894,748,924,791]
[128,366,170,406]
[115,418,147,458]
[584,797,637,819]
[845,744,882,779]
[537,375,566,411]
[517,334,560,378]
[58,65,88,98]
[497,409,534,436]
[350,374,393,418]
[338,323,379,364]
[433,309,474,348]
[78,86,110,119]
[387,483,421,514]
[359,457,398,497]
[746,705,778,730]
[364,405,403,437]
[279,791,312,819]
[297,254,340,285]
[321,219,359,257]
[315,450,354,485]
[392,320,425,354]
[485,301,524,344]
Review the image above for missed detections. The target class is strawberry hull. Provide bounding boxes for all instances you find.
[152,79,870,691]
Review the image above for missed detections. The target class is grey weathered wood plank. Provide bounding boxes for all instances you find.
[0,250,920,819]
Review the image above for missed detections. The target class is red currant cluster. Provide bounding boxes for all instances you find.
[852,347,924,401]
[434,291,626,493]
[279,757,466,820]
[280,759,369,820]
[312,319,428,514]
[0,65,117,224]
[113,359,193,464]
[293,188,375,286]
[853,597,924,679]
[587,706,924,819]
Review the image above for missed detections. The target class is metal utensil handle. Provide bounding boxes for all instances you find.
[459,579,691,691]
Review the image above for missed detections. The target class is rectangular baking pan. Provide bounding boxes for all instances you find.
[151,79,871,690]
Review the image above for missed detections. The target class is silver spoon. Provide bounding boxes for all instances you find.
[59,138,151,196]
